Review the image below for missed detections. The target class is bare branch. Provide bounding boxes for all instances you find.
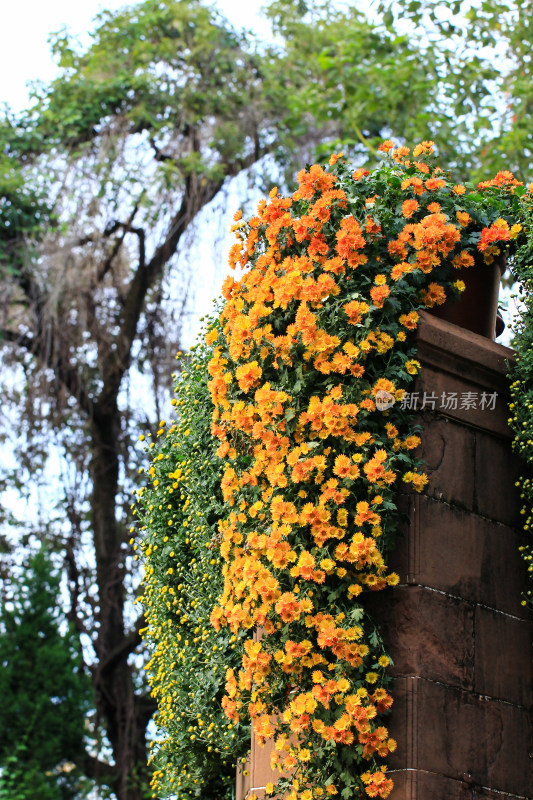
[98,204,141,285]
[0,327,95,417]
[0,327,35,351]
[149,136,176,163]
[97,140,271,410]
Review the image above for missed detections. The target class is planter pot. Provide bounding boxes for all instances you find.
[430,253,506,340]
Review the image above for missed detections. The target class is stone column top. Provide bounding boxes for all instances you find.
[415,313,515,438]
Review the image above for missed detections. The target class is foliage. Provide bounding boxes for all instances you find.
[508,194,533,605]
[0,548,92,799]
[0,154,53,274]
[261,0,440,165]
[376,0,533,182]
[134,330,249,799]
[202,143,528,799]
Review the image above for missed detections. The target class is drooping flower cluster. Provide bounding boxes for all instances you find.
[207,143,528,799]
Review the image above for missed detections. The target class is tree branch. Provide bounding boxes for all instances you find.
[0,327,94,417]
[149,136,175,163]
[99,204,142,285]
[97,141,270,410]
[65,539,82,627]
[76,752,119,791]
[135,692,158,731]
[97,615,145,676]
[0,327,34,351]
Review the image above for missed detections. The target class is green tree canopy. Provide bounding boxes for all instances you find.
[374,0,533,180]
[0,548,92,799]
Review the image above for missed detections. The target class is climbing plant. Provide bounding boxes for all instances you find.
[207,143,528,799]
[139,141,531,799]
[134,331,249,799]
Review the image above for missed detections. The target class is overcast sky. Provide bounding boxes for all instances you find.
[0,0,268,111]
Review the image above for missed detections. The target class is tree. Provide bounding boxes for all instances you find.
[0,548,92,799]
[374,0,533,181]
[0,2,280,794]
[0,0,531,797]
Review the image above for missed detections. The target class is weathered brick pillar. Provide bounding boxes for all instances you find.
[371,312,533,799]
[237,312,533,800]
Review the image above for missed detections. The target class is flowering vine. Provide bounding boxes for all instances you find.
[207,142,528,800]
[134,336,249,799]
[134,141,532,800]
[508,194,533,607]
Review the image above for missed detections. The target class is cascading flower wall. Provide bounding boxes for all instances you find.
[207,142,528,800]
[135,141,532,800]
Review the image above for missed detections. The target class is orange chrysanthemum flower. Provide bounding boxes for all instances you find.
[402,199,419,218]
[420,282,447,307]
[456,211,471,227]
[399,310,419,329]
[478,218,511,252]
[235,360,263,392]
[452,250,475,269]
[352,167,370,181]
[296,164,337,199]
[343,300,370,325]
[370,284,390,308]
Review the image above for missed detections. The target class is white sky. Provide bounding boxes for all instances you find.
[0,0,269,111]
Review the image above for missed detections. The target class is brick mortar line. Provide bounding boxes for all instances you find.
[389,673,530,712]
[393,580,530,623]
[476,786,533,799]
[387,769,532,800]
[414,491,520,530]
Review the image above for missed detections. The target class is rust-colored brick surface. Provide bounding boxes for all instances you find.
[365,586,475,689]
[387,770,471,799]
[389,495,529,619]
[236,315,533,800]
[474,605,533,706]
[389,678,533,796]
